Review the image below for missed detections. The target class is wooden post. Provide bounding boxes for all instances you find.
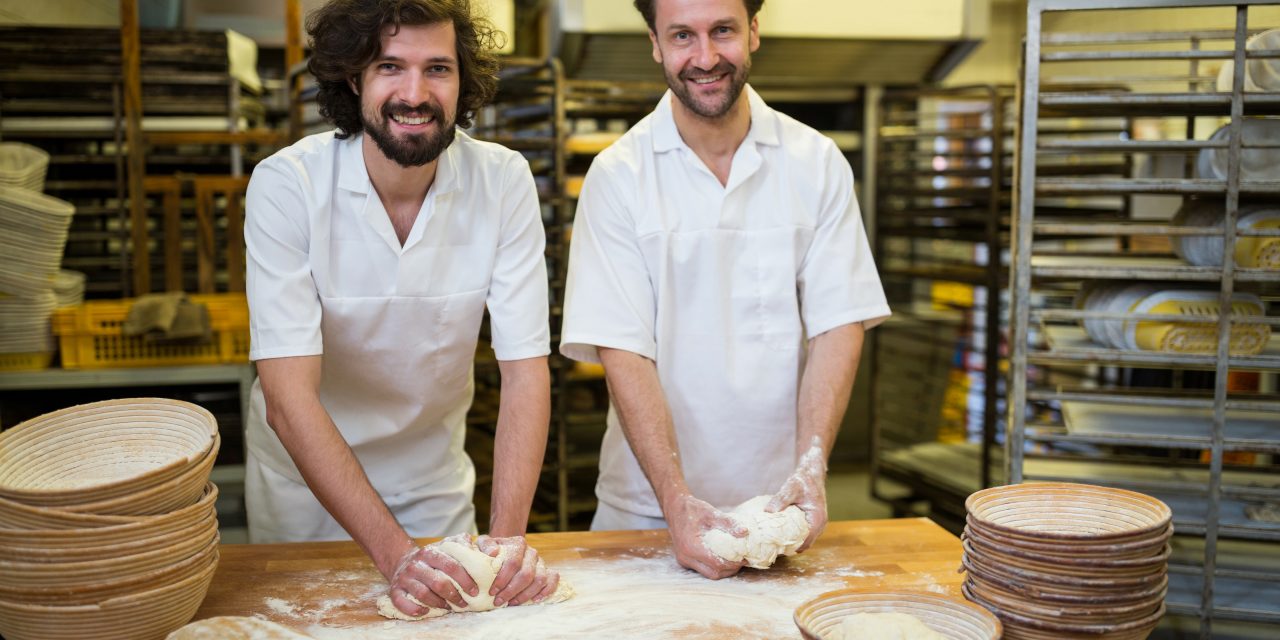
[193,176,251,294]
[195,181,216,294]
[120,0,149,295]
[285,0,304,142]
[144,176,184,293]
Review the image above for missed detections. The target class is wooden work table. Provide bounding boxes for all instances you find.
[192,518,964,639]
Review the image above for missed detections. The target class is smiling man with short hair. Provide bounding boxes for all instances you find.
[561,0,890,579]
[244,0,557,617]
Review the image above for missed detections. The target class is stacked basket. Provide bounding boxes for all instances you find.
[0,143,48,193]
[0,162,76,370]
[0,398,221,640]
[962,483,1171,640]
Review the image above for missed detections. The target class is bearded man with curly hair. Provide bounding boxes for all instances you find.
[243,0,557,617]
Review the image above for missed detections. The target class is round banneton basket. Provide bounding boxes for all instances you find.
[965,483,1172,542]
[0,530,219,605]
[964,514,1172,558]
[0,143,50,192]
[961,553,1169,605]
[0,482,216,538]
[794,590,1002,640]
[0,399,217,512]
[962,483,1171,640]
[962,533,1171,577]
[0,549,218,640]
[964,582,1164,640]
[56,436,219,516]
[0,513,217,594]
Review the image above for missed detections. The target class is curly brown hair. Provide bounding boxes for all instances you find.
[306,0,501,137]
[633,0,765,32]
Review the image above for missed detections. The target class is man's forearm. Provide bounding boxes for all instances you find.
[258,358,413,579]
[489,356,551,537]
[598,348,689,512]
[796,323,866,460]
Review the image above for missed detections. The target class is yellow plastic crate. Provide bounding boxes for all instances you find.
[52,294,250,369]
[0,351,53,372]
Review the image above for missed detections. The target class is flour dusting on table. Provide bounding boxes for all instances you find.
[299,554,861,639]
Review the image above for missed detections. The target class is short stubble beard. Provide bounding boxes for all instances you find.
[664,58,751,121]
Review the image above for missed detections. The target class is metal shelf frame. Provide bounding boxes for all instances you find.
[468,58,581,532]
[870,85,1011,523]
[1009,2,1280,637]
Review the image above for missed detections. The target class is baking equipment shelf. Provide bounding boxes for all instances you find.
[1009,2,1280,637]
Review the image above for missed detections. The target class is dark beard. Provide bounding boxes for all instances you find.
[665,60,750,120]
[362,101,456,167]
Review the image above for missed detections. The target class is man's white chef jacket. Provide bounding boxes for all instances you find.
[560,86,890,521]
[244,130,549,525]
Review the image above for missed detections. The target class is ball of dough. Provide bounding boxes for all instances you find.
[832,612,944,640]
[701,495,809,569]
[376,534,574,621]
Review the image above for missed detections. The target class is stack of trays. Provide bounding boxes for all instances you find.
[962,483,1171,640]
[0,143,49,193]
[1171,199,1280,270]
[0,399,221,640]
[0,186,75,298]
[0,291,57,360]
[53,270,86,307]
[0,186,75,367]
[1075,282,1270,356]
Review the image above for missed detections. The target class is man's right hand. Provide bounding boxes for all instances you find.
[387,541,482,617]
[665,494,748,580]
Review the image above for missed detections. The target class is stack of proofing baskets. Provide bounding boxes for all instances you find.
[961,483,1172,639]
[0,399,220,640]
[0,142,76,371]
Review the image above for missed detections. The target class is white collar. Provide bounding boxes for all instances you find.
[651,84,780,154]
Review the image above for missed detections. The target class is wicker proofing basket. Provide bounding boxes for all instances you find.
[964,515,1173,557]
[794,590,1002,640]
[965,483,1172,541]
[0,518,218,603]
[0,483,217,544]
[0,547,218,640]
[0,496,216,561]
[57,436,218,516]
[0,143,50,193]
[0,399,217,509]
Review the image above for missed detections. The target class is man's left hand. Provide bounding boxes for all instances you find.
[476,535,559,607]
[765,459,827,552]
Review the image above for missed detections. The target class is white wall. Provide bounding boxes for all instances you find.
[946,1,1280,89]
[945,0,1024,88]
[559,0,976,39]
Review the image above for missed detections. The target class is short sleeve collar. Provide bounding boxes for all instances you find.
[651,84,781,153]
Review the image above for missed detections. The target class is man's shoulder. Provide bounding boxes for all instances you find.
[588,115,658,180]
[256,130,345,176]
[451,130,526,169]
[767,107,840,162]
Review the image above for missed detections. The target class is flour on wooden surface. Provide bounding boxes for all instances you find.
[302,554,861,639]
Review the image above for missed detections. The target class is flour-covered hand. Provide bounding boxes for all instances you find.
[766,442,828,552]
[387,538,480,616]
[666,494,748,579]
[476,535,558,607]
